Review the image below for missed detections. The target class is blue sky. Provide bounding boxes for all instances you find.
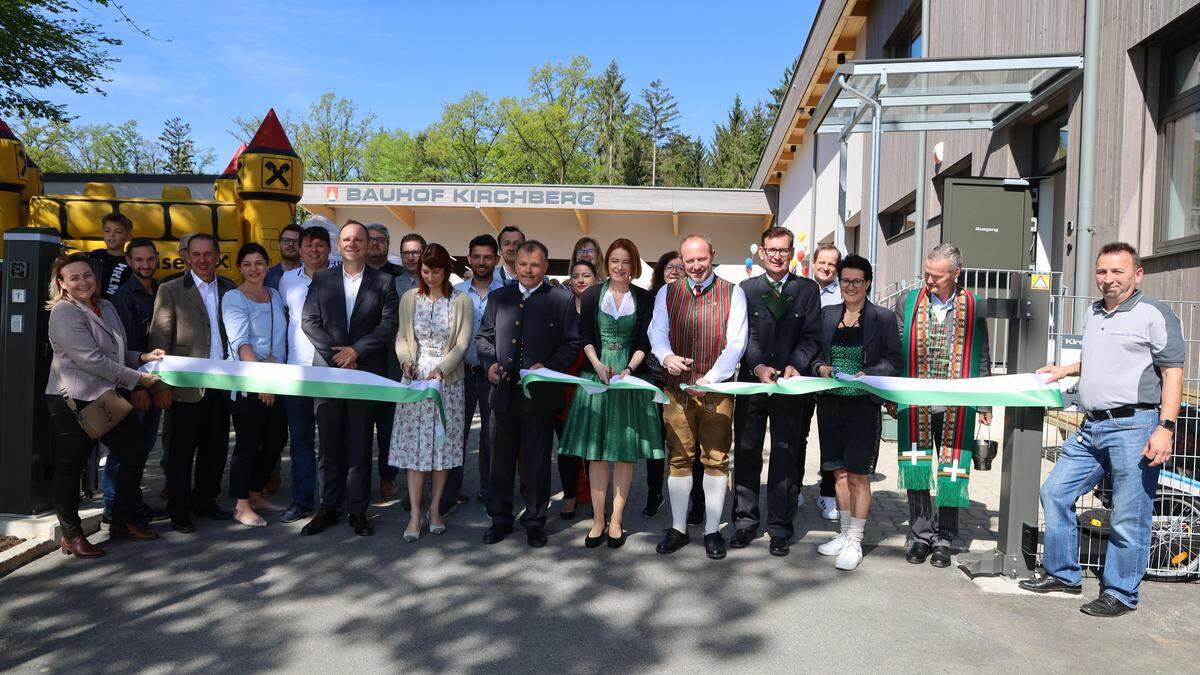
[43,0,817,168]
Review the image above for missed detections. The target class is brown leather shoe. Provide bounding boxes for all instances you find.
[59,535,105,558]
[380,480,398,498]
[262,469,281,496]
[109,522,160,542]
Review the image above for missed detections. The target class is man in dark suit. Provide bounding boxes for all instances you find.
[300,221,399,537]
[148,233,237,533]
[476,240,580,547]
[731,227,821,557]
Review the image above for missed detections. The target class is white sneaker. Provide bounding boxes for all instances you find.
[817,495,839,521]
[818,532,848,556]
[835,539,863,570]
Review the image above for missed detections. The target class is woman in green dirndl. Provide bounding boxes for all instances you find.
[559,239,664,549]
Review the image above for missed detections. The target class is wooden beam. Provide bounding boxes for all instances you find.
[849,0,869,17]
[671,211,679,237]
[787,130,806,145]
[761,213,774,231]
[477,206,501,232]
[573,208,589,234]
[834,35,858,53]
[385,205,416,229]
[305,204,336,221]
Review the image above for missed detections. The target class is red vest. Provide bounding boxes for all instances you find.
[663,277,733,389]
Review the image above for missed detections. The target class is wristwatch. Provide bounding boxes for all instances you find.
[1158,419,1176,433]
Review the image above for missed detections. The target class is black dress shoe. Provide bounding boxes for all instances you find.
[560,506,577,520]
[1080,593,1135,617]
[482,524,513,544]
[348,513,374,536]
[730,528,755,549]
[1018,574,1082,595]
[280,503,312,524]
[193,505,233,520]
[641,493,664,518]
[704,532,727,560]
[769,537,790,557]
[171,518,195,534]
[300,508,341,536]
[656,528,690,554]
[686,505,704,527]
[135,503,169,521]
[584,528,607,549]
[905,541,932,564]
[930,545,953,568]
[526,527,548,548]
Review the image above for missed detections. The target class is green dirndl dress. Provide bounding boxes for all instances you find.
[558,295,665,463]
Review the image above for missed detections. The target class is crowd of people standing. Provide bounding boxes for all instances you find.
[42,212,1183,617]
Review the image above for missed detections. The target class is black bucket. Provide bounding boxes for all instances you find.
[973,439,999,471]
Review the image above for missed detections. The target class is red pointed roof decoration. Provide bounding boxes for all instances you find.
[0,119,18,141]
[246,109,295,155]
[220,142,247,178]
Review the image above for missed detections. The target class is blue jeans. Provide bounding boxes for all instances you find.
[102,407,162,514]
[282,395,318,509]
[1041,409,1160,607]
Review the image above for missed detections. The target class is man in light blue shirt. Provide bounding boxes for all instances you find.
[441,234,505,513]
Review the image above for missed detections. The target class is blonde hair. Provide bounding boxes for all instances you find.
[45,252,95,310]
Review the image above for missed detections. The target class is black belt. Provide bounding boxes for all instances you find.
[467,364,485,375]
[1085,405,1155,421]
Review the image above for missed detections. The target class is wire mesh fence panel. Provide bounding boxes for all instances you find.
[1042,292,1200,581]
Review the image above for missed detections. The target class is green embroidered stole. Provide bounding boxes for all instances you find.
[896,286,985,508]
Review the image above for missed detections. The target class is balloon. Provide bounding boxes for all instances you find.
[744,257,753,266]
[749,243,758,255]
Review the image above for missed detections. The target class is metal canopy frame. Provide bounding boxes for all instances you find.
[811,54,1084,284]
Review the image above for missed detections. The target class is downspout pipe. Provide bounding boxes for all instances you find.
[912,0,931,283]
[1073,0,1101,312]
[838,74,884,298]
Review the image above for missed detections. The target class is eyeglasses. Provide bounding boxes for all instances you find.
[762,247,793,259]
[279,238,300,246]
[401,250,423,258]
[839,278,868,288]
[576,247,597,255]
[368,237,389,245]
[664,264,685,273]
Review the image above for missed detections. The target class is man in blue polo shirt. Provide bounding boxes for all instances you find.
[1022,242,1184,617]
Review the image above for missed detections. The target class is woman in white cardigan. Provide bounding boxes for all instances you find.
[390,243,474,541]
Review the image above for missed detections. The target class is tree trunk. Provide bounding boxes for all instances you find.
[651,142,658,187]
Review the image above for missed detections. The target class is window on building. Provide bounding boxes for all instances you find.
[1158,38,1200,249]
[883,199,918,240]
[885,5,922,59]
[1034,110,1069,173]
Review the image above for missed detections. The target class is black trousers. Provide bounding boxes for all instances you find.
[373,401,399,482]
[488,395,554,529]
[733,392,801,539]
[797,394,836,497]
[442,368,492,511]
[316,397,374,515]
[907,412,958,546]
[166,390,230,520]
[229,394,287,500]
[46,395,147,538]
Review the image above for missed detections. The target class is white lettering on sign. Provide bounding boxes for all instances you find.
[974,227,1000,233]
[332,185,596,207]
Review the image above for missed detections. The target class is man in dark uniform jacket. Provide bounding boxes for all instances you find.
[731,227,822,557]
[476,240,580,547]
[299,221,399,538]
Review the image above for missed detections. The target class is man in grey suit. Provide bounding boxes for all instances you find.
[148,233,237,534]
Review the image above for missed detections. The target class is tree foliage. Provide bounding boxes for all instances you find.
[634,80,681,187]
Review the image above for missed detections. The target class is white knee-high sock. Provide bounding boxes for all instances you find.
[847,516,867,543]
[702,474,727,535]
[667,475,692,533]
[838,511,851,536]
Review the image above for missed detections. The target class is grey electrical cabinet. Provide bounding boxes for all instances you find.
[0,228,62,515]
[942,178,1035,271]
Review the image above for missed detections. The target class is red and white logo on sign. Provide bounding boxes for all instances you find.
[325,186,338,202]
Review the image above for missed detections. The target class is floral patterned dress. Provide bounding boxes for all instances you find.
[389,294,465,471]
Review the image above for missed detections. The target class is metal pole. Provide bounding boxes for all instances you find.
[1073,0,1100,316]
[837,138,847,254]
[809,133,819,277]
[912,0,931,283]
[868,105,881,300]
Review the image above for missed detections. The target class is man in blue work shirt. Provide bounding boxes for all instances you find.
[1022,242,1184,617]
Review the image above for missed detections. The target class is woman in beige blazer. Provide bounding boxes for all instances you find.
[44,253,165,558]
[389,244,474,541]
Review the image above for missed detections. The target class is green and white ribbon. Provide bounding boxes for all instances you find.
[518,367,670,404]
[682,372,1063,408]
[142,355,447,427]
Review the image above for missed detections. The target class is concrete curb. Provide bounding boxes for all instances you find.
[0,508,103,579]
[0,538,56,578]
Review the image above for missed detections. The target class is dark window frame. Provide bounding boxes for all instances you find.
[884,3,923,60]
[1155,29,1200,255]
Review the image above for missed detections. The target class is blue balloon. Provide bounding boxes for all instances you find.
[744,257,753,266]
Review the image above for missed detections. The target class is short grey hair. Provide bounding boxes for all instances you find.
[926,243,963,271]
[680,232,714,253]
[366,223,389,242]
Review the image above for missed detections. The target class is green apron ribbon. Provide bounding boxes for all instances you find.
[518,368,670,405]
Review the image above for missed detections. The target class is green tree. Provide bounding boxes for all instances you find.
[13,118,74,172]
[707,96,773,188]
[619,121,649,186]
[295,93,377,181]
[657,133,707,188]
[362,128,440,182]
[593,60,630,184]
[500,56,598,184]
[768,54,801,120]
[634,79,680,186]
[158,117,213,174]
[0,1,143,122]
[428,91,503,182]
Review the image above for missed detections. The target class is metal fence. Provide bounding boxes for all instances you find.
[880,270,1200,580]
[1043,292,1200,581]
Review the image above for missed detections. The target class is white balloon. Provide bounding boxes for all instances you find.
[749,243,758,255]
